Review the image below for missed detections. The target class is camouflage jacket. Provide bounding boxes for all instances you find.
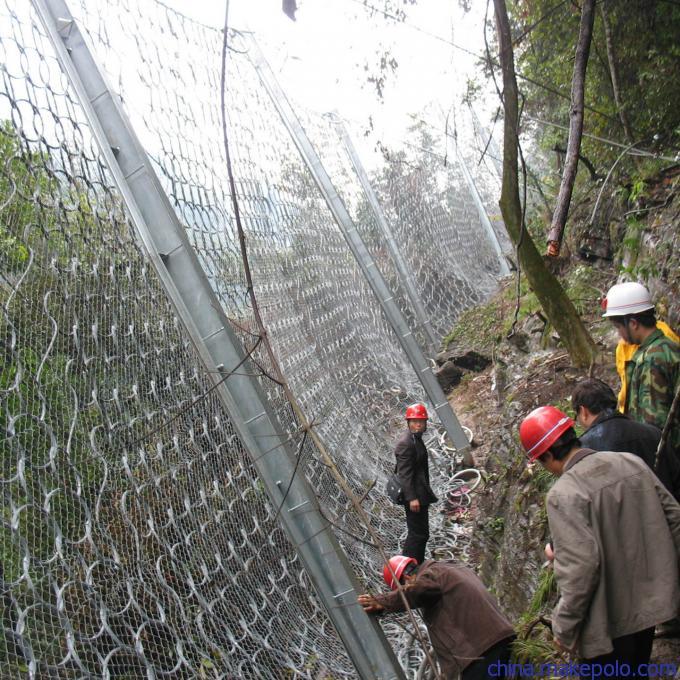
[625,328,680,453]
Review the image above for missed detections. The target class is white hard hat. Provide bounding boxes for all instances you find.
[602,281,654,317]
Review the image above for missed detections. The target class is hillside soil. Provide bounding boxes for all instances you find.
[437,166,680,671]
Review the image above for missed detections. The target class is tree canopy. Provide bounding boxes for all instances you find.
[509,0,680,167]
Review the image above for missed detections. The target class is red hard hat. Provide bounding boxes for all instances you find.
[383,555,418,590]
[519,406,574,462]
[405,403,428,420]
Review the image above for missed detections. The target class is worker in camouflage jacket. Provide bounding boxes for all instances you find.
[626,329,680,451]
[602,282,679,455]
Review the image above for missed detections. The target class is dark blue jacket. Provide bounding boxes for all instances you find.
[580,409,680,501]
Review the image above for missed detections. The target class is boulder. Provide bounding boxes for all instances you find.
[434,360,464,393]
[435,348,491,372]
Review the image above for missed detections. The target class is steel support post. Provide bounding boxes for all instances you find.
[32,1,405,677]
[454,144,510,277]
[468,109,514,254]
[249,39,473,464]
[332,115,439,351]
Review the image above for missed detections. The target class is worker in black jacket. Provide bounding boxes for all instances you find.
[395,403,438,564]
[572,378,680,501]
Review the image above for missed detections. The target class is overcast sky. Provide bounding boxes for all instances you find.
[160,0,493,146]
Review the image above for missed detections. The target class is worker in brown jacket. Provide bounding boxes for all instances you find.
[358,555,515,679]
[520,405,680,678]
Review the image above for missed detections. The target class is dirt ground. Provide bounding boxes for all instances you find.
[651,636,680,673]
[441,290,680,673]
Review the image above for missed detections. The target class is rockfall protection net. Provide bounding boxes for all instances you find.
[456,110,514,260]
[0,0,504,677]
[462,107,548,232]
[297,110,502,345]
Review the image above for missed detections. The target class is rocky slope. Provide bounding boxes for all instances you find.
[437,165,680,669]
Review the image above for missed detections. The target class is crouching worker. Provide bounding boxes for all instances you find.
[358,556,516,679]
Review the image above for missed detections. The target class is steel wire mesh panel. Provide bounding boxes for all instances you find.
[1,0,503,676]
[461,107,543,250]
[66,0,424,581]
[342,118,504,340]
[458,111,512,256]
[294,109,429,351]
[0,3,355,678]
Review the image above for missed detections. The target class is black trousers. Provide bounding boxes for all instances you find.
[462,636,515,680]
[580,627,655,679]
[402,504,429,564]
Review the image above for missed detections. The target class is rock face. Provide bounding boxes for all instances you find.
[572,165,680,329]
[435,348,492,371]
[471,447,551,619]
[618,167,680,330]
[434,349,491,393]
[434,360,464,392]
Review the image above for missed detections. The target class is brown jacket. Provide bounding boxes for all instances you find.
[548,449,680,658]
[373,560,514,677]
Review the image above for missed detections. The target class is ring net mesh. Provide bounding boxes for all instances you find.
[0,0,505,677]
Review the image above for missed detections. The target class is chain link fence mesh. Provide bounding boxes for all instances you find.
[0,0,505,677]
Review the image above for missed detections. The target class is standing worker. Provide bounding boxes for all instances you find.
[571,377,680,499]
[396,403,438,564]
[519,405,680,677]
[602,281,679,455]
[358,556,515,679]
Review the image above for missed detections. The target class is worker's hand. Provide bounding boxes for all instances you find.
[552,636,575,655]
[544,542,555,563]
[409,499,421,512]
[358,594,384,614]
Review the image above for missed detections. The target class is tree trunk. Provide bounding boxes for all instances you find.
[492,0,597,369]
[546,0,596,256]
[600,0,635,145]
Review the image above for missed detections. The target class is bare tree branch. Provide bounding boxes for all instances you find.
[546,0,596,257]
[552,143,603,182]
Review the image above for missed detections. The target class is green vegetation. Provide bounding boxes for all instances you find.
[526,568,557,618]
[442,277,541,350]
[442,295,506,350]
[508,0,680,172]
[512,568,559,665]
[513,465,554,514]
[563,264,607,317]
[485,516,506,533]
[512,632,556,667]
[528,466,554,496]
[444,262,607,352]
